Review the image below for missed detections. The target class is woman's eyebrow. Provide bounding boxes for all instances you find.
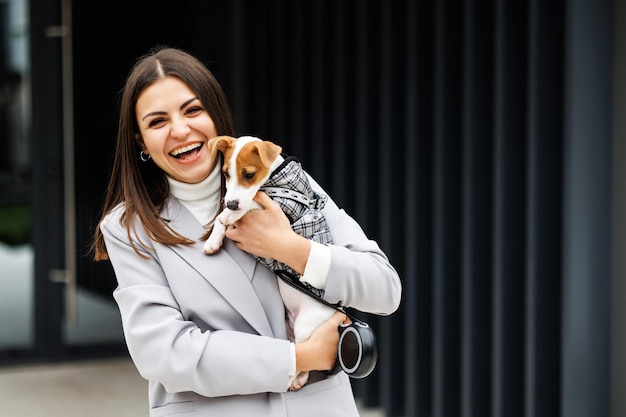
[181,97,199,109]
[141,97,199,121]
[142,111,166,121]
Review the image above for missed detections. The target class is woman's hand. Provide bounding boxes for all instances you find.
[295,311,351,372]
[225,192,311,275]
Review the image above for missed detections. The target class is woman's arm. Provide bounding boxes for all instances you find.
[227,179,402,316]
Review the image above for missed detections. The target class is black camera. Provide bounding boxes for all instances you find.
[335,321,378,379]
[276,269,378,379]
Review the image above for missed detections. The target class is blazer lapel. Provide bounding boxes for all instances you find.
[162,199,274,337]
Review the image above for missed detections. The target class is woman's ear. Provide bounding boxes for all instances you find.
[135,133,144,150]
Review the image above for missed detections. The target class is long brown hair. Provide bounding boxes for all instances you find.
[92,46,235,261]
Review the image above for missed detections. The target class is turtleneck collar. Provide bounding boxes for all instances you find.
[167,162,222,227]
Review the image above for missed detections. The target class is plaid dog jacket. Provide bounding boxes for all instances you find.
[258,155,331,298]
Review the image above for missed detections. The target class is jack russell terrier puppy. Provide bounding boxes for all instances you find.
[203,135,336,391]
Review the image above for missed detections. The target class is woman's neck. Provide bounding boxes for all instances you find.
[167,163,221,226]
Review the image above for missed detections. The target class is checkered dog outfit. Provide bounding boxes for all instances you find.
[257,155,331,298]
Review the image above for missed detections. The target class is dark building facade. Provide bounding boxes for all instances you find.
[0,1,623,416]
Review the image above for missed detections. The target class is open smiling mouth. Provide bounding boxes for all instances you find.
[170,142,203,160]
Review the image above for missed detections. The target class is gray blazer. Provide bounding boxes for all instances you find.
[100,176,402,417]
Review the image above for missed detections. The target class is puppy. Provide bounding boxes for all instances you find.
[203,135,336,391]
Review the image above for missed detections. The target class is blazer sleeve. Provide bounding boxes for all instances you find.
[308,175,403,315]
[100,206,293,397]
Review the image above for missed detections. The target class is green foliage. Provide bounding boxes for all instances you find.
[0,203,31,245]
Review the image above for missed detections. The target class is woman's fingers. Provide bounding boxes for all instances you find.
[252,191,275,209]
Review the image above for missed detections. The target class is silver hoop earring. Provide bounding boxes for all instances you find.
[140,151,151,162]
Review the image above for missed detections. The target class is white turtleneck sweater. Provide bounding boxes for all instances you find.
[167,162,222,228]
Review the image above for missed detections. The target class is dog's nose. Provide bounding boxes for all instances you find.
[226,200,240,210]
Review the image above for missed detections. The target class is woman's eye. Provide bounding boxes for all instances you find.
[148,118,166,128]
[186,106,203,116]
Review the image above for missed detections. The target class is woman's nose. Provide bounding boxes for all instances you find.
[171,118,191,138]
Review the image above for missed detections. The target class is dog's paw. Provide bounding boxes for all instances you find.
[203,224,227,255]
[202,243,221,254]
[288,371,309,391]
[202,237,223,254]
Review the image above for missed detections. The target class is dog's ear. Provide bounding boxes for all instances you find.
[257,141,283,166]
[208,136,235,155]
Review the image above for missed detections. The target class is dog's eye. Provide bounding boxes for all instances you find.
[223,171,230,178]
[243,172,255,180]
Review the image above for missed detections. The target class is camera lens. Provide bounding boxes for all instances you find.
[337,321,377,378]
[339,327,361,370]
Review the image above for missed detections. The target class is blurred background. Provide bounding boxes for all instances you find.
[1,0,625,416]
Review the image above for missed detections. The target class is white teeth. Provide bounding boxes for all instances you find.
[170,143,201,156]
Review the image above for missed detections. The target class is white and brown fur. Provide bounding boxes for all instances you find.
[203,135,336,391]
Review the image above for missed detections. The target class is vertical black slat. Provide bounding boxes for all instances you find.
[376,1,393,410]
[612,3,626,417]
[228,0,247,134]
[374,3,406,416]
[344,2,364,406]
[402,1,419,414]
[561,0,612,416]
[353,0,384,408]
[269,0,288,145]
[349,1,380,408]
[393,4,410,414]
[30,0,65,359]
[491,1,528,416]
[461,0,495,416]
[308,1,327,184]
[189,3,233,92]
[401,1,436,416]
[320,2,336,187]
[408,0,435,415]
[357,1,390,406]
[376,0,395,250]
[244,1,270,137]
[288,2,307,161]
[355,1,380,407]
[432,0,462,414]
[341,2,374,407]
[363,0,382,235]
[353,2,371,228]
[330,0,348,204]
[525,1,563,417]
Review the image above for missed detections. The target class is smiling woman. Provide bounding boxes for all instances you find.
[89,46,401,417]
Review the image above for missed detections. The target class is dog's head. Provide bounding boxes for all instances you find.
[208,135,282,212]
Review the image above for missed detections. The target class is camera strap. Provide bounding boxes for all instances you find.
[276,269,378,379]
[275,270,361,323]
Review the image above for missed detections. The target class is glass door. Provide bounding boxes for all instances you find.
[0,0,35,360]
[1,0,126,364]
[53,0,125,353]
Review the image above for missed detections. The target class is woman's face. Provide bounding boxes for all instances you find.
[135,76,219,183]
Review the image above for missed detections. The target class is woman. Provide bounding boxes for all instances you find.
[92,45,401,417]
